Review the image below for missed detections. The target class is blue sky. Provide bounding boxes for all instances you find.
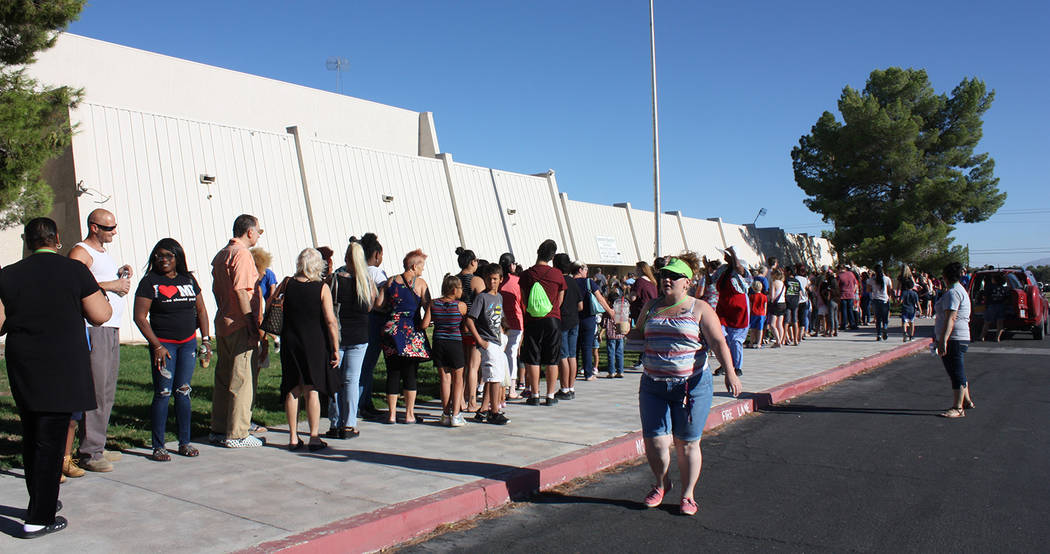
[64,1,1049,266]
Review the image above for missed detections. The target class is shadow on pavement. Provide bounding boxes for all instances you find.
[0,504,26,538]
[527,490,647,511]
[760,404,940,417]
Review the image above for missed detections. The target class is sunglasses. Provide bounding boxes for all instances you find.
[658,270,688,281]
[153,252,176,260]
[89,221,117,232]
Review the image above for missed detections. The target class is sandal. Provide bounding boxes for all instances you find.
[939,408,965,418]
[963,399,975,410]
[150,448,171,462]
[177,444,199,457]
[308,439,328,452]
[680,497,699,516]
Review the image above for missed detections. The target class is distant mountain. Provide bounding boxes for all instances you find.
[1022,257,1050,267]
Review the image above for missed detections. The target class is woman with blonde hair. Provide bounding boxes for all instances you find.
[275,248,340,451]
[326,239,377,439]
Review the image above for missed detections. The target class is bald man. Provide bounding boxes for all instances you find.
[69,209,132,472]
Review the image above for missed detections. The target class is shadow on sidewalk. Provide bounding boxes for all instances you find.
[307,448,540,493]
[0,504,28,538]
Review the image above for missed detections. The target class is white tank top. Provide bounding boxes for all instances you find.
[76,241,125,328]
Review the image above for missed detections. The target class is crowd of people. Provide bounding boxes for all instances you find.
[0,208,980,535]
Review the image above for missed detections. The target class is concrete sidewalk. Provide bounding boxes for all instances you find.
[0,323,932,552]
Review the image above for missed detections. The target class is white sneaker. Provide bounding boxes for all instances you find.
[225,435,264,448]
[451,414,466,427]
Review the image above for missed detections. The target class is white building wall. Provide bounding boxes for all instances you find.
[449,163,511,262]
[491,170,565,261]
[628,208,687,259]
[70,104,310,340]
[679,216,725,259]
[562,199,638,267]
[29,34,421,156]
[303,140,461,287]
[720,223,764,266]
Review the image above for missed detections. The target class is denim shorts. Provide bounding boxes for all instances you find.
[560,325,579,359]
[749,315,766,330]
[638,370,713,442]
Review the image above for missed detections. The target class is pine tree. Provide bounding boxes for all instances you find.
[791,67,1005,270]
[0,0,86,228]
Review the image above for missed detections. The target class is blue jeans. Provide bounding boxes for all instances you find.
[841,298,857,329]
[722,325,748,371]
[941,340,969,389]
[359,313,385,412]
[151,339,196,450]
[578,316,597,378]
[330,343,368,429]
[606,338,624,374]
[638,371,713,442]
[798,303,811,333]
[560,325,579,360]
[872,299,890,336]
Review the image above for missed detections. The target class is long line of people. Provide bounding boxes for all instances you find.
[0,209,975,534]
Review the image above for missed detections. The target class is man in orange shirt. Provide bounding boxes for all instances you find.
[210,214,265,448]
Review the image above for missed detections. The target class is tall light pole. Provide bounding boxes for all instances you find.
[649,0,662,259]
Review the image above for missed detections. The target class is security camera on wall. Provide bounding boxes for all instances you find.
[199,174,216,184]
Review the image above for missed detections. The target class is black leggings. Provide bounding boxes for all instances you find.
[385,357,419,394]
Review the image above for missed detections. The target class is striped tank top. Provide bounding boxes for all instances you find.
[432,298,463,341]
[642,298,709,379]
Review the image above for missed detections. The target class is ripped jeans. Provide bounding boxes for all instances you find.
[151,339,196,450]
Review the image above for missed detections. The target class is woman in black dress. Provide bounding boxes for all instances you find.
[0,218,112,537]
[275,248,340,451]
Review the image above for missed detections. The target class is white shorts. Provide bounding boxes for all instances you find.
[481,339,508,383]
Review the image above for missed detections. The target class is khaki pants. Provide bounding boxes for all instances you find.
[211,327,258,440]
[79,326,119,461]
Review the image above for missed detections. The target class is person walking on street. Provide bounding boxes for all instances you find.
[934,262,973,418]
[628,253,741,516]
[69,208,132,472]
[0,218,113,538]
[210,214,265,448]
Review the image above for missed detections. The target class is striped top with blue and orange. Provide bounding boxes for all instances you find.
[642,298,709,379]
[432,298,464,341]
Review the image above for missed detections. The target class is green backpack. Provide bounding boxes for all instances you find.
[526,281,554,318]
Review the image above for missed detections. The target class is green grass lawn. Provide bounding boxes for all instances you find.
[0,336,640,469]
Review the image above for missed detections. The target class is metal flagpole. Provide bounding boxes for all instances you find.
[649,0,662,259]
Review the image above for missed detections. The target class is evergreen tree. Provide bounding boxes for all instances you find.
[0,0,85,228]
[791,67,1005,269]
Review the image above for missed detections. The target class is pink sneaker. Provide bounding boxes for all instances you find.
[680,497,699,516]
[644,481,672,508]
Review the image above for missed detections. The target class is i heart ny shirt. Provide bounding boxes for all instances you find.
[135,271,201,342]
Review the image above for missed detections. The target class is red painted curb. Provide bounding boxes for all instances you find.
[243,338,931,554]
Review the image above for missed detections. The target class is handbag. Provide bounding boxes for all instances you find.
[260,277,290,335]
[588,278,605,315]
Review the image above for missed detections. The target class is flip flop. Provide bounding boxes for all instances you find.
[939,408,965,418]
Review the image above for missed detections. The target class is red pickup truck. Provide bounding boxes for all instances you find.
[967,268,1050,340]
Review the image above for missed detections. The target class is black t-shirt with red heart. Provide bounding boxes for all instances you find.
[135,271,201,342]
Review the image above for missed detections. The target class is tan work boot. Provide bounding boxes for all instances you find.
[102,450,122,462]
[63,455,85,478]
[80,457,114,473]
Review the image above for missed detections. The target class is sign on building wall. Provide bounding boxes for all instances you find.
[595,236,624,264]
